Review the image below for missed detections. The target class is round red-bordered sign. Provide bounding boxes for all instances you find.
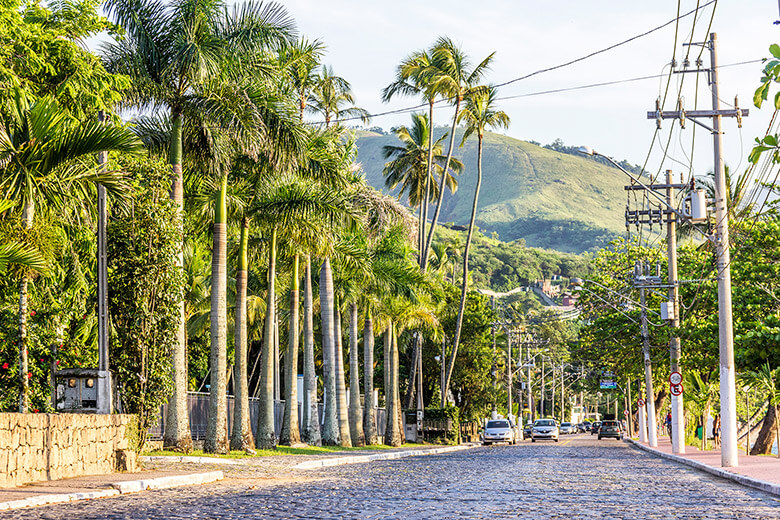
[638,398,646,406]
[624,410,629,416]
[669,371,683,386]
[670,383,683,396]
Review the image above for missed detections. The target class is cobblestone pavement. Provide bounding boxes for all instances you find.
[4,435,779,519]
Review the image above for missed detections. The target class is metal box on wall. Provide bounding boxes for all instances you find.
[55,368,111,413]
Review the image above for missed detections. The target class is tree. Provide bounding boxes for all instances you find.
[307,65,370,127]
[382,113,461,253]
[444,85,509,404]
[740,363,780,458]
[108,158,182,450]
[421,37,494,270]
[0,90,140,412]
[102,0,296,451]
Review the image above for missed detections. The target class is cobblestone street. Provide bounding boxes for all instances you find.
[4,436,779,519]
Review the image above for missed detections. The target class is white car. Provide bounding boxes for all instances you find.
[560,422,574,434]
[531,419,559,442]
[482,419,517,445]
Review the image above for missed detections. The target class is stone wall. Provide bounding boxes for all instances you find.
[0,413,138,488]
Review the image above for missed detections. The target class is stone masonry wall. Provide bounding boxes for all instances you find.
[0,413,137,488]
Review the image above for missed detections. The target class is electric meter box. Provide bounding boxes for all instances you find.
[661,301,676,321]
[55,368,111,413]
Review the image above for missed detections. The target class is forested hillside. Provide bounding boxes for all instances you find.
[356,129,632,253]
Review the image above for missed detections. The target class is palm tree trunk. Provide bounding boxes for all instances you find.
[421,96,461,270]
[320,258,339,445]
[274,310,280,401]
[421,98,435,263]
[385,322,402,446]
[164,111,193,452]
[230,217,254,451]
[280,255,301,445]
[256,227,278,449]
[444,133,483,404]
[302,255,321,445]
[334,298,352,447]
[362,307,377,445]
[205,174,229,454]
[348,302,365,446]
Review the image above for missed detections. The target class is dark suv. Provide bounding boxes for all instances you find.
[598,420,623,440]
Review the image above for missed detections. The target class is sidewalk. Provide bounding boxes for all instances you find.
[626,436,780,497]
[0,469,224,511]
[0,444,475,512]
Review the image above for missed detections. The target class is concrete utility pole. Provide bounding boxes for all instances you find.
[540,357,545,417]
[506,329,512,418]
[491,297,497,412]
[640,286,658,447]
[638,381,648,443]
[646,32,744,466]
[96,111,111,415]
[528,352,533,422]
[709,32,739,467]
[666,170,685,454]
[560,366,565,423]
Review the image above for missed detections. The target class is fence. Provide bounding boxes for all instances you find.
[148,392,387,442]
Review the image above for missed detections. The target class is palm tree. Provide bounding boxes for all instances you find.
[253,180,357,448]
[741,363,780,458]
[382,113,461,253]
[102,0,296,451]
[684,370,717,451]
[301,253,321,445]
[307,65,370,127]
[382,49,437,261]
[443,85,509,404]
[420,38,494,270]
[0,91,140,412]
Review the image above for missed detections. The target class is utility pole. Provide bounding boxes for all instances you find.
[528,350,533,422]
[506,328,512,419]
[491,297,497,413]
[645,33,744,466]
[540,356,545,417]
[640,285,658,447]
[96,111,111,415]
[560,366,565,423]
[709,32,739,468]
[666,170,685,453]
[626,378,633,437]
[638,381,648,443]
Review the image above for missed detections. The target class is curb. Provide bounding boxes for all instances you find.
[0,471,224,512]
[0,489,120,511]
[110,471,224,494]
[293,444,475,470]
[625,438,780,497]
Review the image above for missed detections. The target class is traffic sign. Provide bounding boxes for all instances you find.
[624,410,629,416]
[669,371,682,386]
[638,398,645,407]
[670,383,683,396]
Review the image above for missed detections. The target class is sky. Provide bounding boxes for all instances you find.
[280,0,780,181]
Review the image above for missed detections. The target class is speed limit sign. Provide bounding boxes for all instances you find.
[669,371,683,386]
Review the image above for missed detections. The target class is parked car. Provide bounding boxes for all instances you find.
[482,419,517,445]
[531,419,559,442]
[590,421,602,435]
[523,422,533,438]
[598,420,624,440]
[560,422,574,434]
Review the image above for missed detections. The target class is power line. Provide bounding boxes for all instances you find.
[327,1,718,125]
[492,0,717,89]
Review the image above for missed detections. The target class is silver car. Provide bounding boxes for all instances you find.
[482,419,517,445]
[531,419,559,442]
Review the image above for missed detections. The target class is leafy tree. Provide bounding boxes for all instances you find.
[108,158,183,449]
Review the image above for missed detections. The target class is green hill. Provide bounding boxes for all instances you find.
[355,129,629,253]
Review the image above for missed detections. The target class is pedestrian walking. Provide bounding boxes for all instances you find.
[713,415,721,447]
[665,411,672,437]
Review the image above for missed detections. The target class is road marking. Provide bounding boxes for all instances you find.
[559,438,574,447]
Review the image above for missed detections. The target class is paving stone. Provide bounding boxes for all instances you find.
[2,436,778,519]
